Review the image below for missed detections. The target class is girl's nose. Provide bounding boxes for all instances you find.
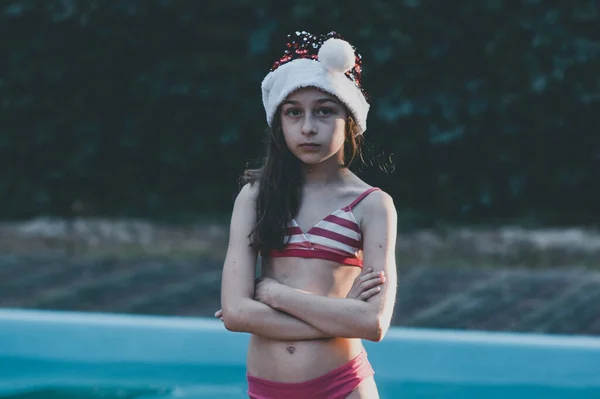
[301,115,317,135]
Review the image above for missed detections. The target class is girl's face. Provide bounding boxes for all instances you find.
[279,87,348,165]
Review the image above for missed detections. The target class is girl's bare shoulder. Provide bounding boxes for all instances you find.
[345,173,380,198]
[229,182,260,229]
[345,175,395,222]
[236,182,259,205]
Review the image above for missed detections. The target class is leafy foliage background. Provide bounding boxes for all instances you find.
[1,0,598,226]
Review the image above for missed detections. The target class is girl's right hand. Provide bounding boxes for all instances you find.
[346,267,386,301]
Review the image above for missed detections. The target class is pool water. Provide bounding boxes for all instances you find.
[3,384,600,399]
[1,309,599,399]
[2,359,599,399]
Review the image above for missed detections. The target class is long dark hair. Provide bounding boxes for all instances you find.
[242,108,364,254]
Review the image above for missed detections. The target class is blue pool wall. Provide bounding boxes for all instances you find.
[1,308,599,388]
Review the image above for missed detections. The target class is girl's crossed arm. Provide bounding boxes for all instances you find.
[257,190,398,342]
[220,184,385,340]
[220,183,327,341]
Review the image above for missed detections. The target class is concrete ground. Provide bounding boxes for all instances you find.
[1,218,599,336]
[1,255,599,336]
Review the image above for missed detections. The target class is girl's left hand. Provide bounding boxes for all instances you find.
[254,277,281,306]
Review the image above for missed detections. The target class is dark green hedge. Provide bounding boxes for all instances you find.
[1,0,599,226]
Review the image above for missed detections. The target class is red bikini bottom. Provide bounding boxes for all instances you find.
[247,349,374,399]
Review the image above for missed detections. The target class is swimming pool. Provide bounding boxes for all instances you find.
[0,308,599,398]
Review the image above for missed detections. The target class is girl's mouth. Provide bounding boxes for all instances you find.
[299,143,321,151]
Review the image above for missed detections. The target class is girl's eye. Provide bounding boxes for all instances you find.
[285,108,302,116]
[317,108,333,116]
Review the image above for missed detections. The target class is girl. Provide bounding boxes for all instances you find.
[218,31,398,399]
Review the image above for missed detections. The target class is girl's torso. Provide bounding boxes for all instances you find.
[247,183,375,382]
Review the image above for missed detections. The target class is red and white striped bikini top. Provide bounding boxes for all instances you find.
[268,187,381,268]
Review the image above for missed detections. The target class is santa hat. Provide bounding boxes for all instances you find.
[261,31,370,134]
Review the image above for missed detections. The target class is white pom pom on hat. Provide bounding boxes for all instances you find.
[318,38,356,73]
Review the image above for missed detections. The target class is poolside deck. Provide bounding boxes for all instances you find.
[1,254,599,336]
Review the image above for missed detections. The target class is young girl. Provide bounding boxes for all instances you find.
[217,31,398,399]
